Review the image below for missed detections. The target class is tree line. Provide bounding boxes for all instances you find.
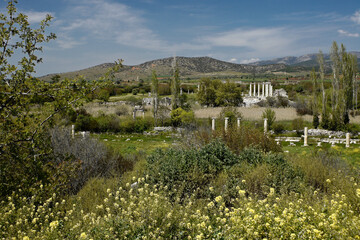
[313,42,358,130]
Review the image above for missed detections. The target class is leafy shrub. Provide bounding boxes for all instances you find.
[272,122,285,134]
[170,107,195,127]
[75,114,99,132]
[95,114,120,132]
[147,140,239,198]
[292,117,304,136]
[193,125,282,154]
[50,127,132,193]
[295,98,312,115]
[115,105,130,116]
[120,117,153,133]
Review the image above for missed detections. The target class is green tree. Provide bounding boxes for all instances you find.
[151,70,159,126]
[0,1,116,201]
[197,78,219,106]
[171,68,181,109]
[311,68,319,128]
[97,89,110,102]
[317,51,329,129]
[262,108,276,130]
[215,81,243,106]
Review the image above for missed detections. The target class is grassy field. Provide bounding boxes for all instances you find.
[95,132,178,155]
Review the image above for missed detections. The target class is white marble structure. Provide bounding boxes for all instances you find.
[248,82,273,98]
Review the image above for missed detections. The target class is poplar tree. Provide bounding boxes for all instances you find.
[172,68,181,109]
[317,51,329,128]
[311,68,319,128]
[151,70,159,126]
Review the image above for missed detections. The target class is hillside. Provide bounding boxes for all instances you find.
[40,56,286,82]
[252,52,360,67]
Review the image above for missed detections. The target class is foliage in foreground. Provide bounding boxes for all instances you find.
[1,176,359,239]
[1,139,360,239]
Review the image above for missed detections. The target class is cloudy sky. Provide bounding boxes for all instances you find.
[5,0,360,76]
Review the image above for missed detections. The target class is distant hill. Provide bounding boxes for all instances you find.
[40,56,286,82]
[252,52,360,67]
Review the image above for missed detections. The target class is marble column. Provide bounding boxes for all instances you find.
[304,127,308,146]
[262,83,265,97]
[253,83,256,96]
[265,83,269,97]
[237,118,241,128]
[225,117,229,132]
[71,125,75,139]
[269,85,273,97]
[212,117,216,131]
[264,118,268,133]
[249,83,252,96]
[346,133,350,148]
[258,83,261,97]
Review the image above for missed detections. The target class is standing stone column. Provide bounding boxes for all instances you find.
[225,117,229,132]
[262,83,265,97]
[265,83,269,97]
[249,83,252,96]
[304,127,308,146]
[253,83,256,96]
[237,118,241,128]
[264,118,268,133]
[346,133,350,148]
[258,83,261,97]
[212,117,216,131]
[270,84,273,97]
[71,125,75,139]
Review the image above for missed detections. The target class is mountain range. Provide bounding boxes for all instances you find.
[40,52,360,82]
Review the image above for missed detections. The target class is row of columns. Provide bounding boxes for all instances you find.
[249,82,273,97]
[211,120,352,148]
[212,117,242,132]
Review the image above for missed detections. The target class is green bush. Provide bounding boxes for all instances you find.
[95,114,120,132]
[272,122,285,134]
[75,114,99,132]
[147,140,239,198]
[120,117,153,133]
[170,107,195,127]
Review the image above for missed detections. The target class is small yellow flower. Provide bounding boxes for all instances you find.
[23,237,30,240]
[215,196,223,203]
[326,179,331,183]
[356,188,360,198]
[79,232,87,239]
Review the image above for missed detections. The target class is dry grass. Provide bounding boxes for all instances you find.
[195,107,360,123]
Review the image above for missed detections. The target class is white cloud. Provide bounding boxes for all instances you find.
[338,29,359,37]
[229,58,237,63]
[57,0,170,51]
[202,28,295,56]
[56,35,83,49]
[240,58,260,64]
[24,10,53,23]
[351,10,360,24]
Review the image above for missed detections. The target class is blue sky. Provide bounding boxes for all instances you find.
[4,0,360,76]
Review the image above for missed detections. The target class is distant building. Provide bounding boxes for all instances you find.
[142,97,172,106]
[273,88,288,98]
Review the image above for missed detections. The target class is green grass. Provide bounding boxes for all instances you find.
[282,141,360,168]
[95,132,178,155]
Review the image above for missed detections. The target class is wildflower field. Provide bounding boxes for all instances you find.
[1,127,360,239]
